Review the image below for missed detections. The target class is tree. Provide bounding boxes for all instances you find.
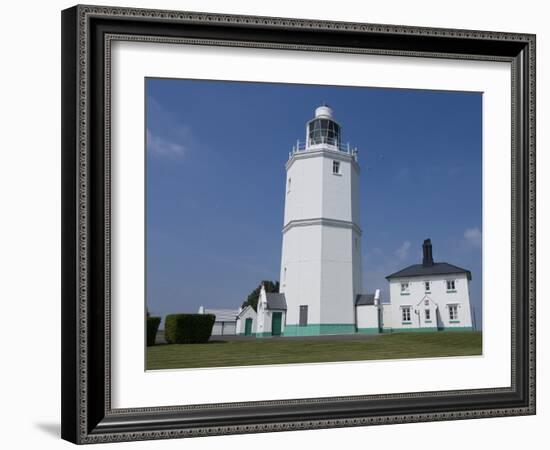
[241,280,280,312]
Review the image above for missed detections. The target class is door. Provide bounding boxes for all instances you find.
[299,305,308,326]
[271,312,282,336]
[244,318,253,336]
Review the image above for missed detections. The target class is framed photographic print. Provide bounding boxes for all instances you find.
[61,4,536,444]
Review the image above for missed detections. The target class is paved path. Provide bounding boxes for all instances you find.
[155,331,380,344]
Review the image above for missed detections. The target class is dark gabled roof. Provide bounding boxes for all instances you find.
[265,293,287,310]
[386,262,471,280]
[237,305,255,318]
[203,308,240,322]
[355,294,375,306]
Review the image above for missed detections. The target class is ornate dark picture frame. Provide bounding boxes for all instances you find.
[61,4,536,444]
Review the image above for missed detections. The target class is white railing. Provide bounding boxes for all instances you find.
[290,139,358,160]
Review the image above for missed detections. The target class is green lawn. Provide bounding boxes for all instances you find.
[146,332,482,370]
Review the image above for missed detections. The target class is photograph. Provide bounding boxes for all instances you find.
[57,2,536,445]
[145,78,483,370]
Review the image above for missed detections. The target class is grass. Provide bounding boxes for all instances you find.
[146,331,482,370]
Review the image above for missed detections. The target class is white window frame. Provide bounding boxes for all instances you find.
[287,177,291,193]
[424,281,431,292]
[425,309,431,320]
[448,304,459,320]
[400,282,410,295]
[332,160,340,175]
[401,306,411,322]
[446,279,456,291]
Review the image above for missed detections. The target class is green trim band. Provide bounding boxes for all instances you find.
[381,327,475,333]
[449,320,461,323]
[283,324,356,336]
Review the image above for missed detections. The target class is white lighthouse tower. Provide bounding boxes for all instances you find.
[280,105,362,336]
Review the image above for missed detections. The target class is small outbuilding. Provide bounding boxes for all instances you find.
[197,306,239,335]
[236,305,257,336]
[255,286,287,337]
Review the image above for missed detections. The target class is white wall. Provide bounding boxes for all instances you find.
[381,303,393,331]
[356,305,380,330]
[1,1,546,450]
[280,224,323,325]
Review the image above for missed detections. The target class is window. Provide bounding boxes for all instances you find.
[287,177,291,192]
[299,305,308,326]
[332,160,340,174]
[308,118,341,146]
[425,281,431,292]
[283,267,287,283]
[446,280,456,291]
[425,309,431,320]
[354,237,358,250]
[402,307,411,322]
[449,305,458,320]
[400,282,410,294]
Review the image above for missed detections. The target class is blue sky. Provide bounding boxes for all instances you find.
[146,78,483,329]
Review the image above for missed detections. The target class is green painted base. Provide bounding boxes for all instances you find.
[357,328,380,334]
[283,324,356,336]
[253,326,474,338]
[389,326,474,333]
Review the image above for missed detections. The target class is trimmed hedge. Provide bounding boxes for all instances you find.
[164,314,216,344]
[147,317,161,346]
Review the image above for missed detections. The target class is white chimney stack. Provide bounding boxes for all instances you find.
[374,289,380,305]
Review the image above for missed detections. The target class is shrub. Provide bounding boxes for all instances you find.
[146,317,161,346]
[164,314,216,344]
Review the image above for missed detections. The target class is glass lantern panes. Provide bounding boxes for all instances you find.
[308,118,341,146]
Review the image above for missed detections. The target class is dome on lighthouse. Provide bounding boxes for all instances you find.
[307,104,341,147]
[314,105,334,118]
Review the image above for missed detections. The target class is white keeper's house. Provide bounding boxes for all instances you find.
[383,238,474,332]
[200,105,475,337]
